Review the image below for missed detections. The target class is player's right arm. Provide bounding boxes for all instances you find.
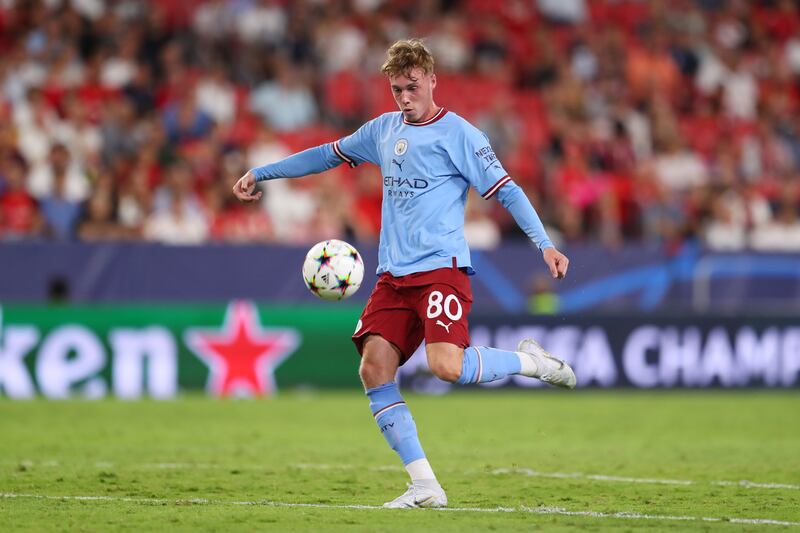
[450,119,570,279]
[233,118,382,203]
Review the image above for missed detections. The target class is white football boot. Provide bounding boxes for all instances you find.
[517,338,577,389]
[383,480,447,509]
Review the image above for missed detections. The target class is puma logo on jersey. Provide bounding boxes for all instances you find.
[436,320,453,333]
[391,158,404,172]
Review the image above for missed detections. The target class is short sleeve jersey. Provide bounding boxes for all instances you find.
[334,109,510,277]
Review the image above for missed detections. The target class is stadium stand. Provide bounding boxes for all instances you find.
[0,0,799,251]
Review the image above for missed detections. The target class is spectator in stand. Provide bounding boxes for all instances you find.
[626,27,681,101]
[0,0,798,251]
[476,96,521,163]
[78,183,130,241]
[206,179,272,243]
[0,154,41,240]
[473,17,511,76]
[162,90,214,144]
[192,0,237,43]
[464,191,502,251]
[13,88,58,174]
[315,14,367,74]
[152,160,203,217]
[143,184,209,245]
[350,165,382,243]
[516,28,561,90]
[117,160,151,235]
[59,92,102,168]
[696,45,758,120]
[537,0,586,25]
[310,171,352,243]
[235,0,288,46]
[123,62,156,117]
[28,143,90,205]
[704,193,748,251]
[195,61,237,126]
[751,199,800,252]
[262,177,317,243]
[249,58,318,131]
[653,134,709,193]
[100,97,139,166]
[39,164,83,241]
[246,125,291,172]
[426,14,470,72]
[100,31,140,90]
[527,273,560,315]
[635,161,686,245]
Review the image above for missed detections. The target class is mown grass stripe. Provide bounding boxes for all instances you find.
[2,492,798,527]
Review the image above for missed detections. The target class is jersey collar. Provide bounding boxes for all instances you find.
[403,107,447,126]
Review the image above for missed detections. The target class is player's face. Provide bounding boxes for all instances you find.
[389,68,437,123]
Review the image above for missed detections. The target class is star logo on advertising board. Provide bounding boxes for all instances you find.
[185,301,300,397]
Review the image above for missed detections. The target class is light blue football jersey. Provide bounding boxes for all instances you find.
[333,108,513,277]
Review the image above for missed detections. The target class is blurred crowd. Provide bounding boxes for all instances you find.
[1,0,800,251]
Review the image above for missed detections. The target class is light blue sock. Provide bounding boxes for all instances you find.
[456,346,522,384]
[366,381,425,466]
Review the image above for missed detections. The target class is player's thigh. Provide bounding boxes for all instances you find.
[415,275,473,348]
[352,277,425,363]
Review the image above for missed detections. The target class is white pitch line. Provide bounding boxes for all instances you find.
[1,492,798,527]
[586,474,693,486]
[144,463,216,469]
[491,467,800,490]
[713,480,800,490]
[492,467,692,485]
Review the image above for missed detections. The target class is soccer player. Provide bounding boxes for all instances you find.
[233,39,575,509]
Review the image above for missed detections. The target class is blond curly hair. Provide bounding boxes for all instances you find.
[380,38,435,77]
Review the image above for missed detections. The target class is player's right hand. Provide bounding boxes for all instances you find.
[232,171,262,203]
[543,247,569,279]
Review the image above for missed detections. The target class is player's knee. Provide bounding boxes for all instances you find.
[359,356,385,386]
[359,336,400,388]
[428,356,461,382]
[426,345,463,383]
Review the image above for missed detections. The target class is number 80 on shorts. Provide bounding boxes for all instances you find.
[426,290,463,321]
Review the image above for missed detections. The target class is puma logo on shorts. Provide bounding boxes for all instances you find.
[436,320,453,333]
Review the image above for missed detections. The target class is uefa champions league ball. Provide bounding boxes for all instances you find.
[302,239,365,300]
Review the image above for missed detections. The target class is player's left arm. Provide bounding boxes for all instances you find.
[451,123,569,279]
[233,118,382,202]
[495,184,569,279]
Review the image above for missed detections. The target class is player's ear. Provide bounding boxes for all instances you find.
[430,73,437,90]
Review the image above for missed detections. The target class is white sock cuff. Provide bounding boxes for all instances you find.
[516,351,538,375]
[405,458,436,481]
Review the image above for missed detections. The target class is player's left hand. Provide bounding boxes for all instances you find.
[542,247,569,279]
[233,171,262,203]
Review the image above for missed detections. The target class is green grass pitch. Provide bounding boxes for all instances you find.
[1,391,798,531]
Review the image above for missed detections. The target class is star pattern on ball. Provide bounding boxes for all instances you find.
[336,271,353,296]
[315,247,333,268]
[305,275,322,296]
[347,246,361,263]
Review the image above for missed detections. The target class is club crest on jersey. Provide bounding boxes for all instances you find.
[394,138,408,156]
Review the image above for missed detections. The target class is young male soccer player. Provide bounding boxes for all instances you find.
[233,39,575,509]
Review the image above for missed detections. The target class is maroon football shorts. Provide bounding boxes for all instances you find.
[352,266,473,364]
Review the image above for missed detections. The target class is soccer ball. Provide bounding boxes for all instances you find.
[302,239,365,301]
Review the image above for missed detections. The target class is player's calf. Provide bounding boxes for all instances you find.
[452,342,577,389]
